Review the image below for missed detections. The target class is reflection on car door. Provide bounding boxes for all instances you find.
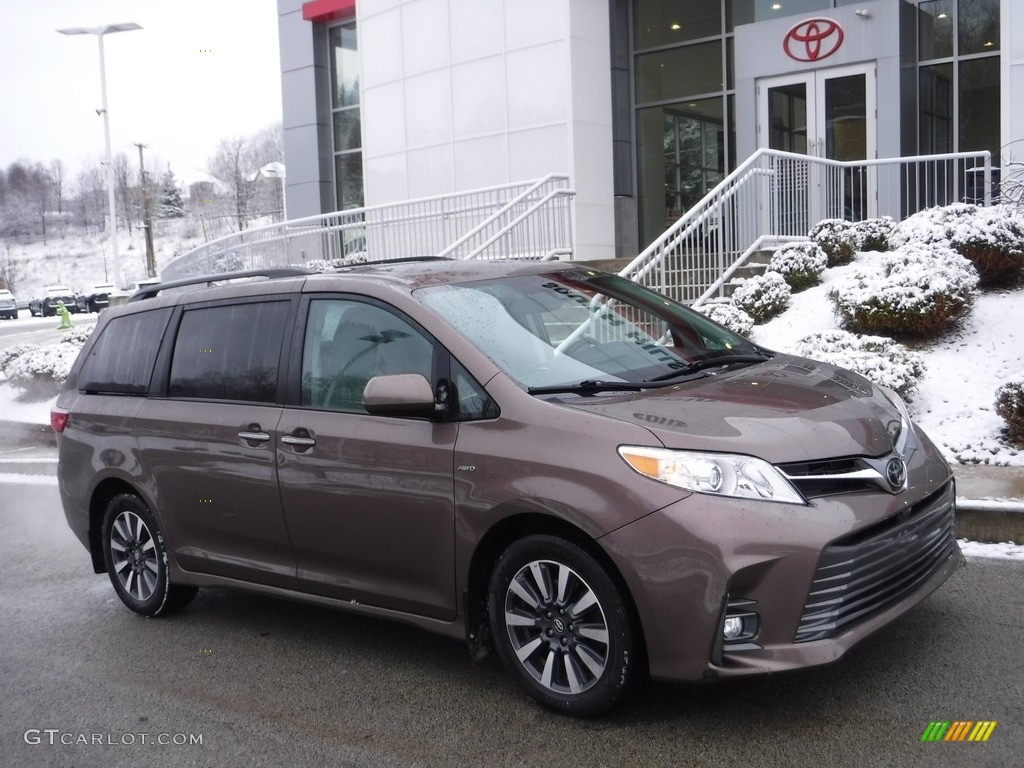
[276,297,458,620]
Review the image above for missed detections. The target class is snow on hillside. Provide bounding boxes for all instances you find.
[752,259,1023,467]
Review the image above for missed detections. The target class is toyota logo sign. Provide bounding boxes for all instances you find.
[784,18,845,62]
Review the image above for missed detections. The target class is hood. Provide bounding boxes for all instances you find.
[556,355,900,464]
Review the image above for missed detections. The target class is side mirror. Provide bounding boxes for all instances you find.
[363,374,437,417]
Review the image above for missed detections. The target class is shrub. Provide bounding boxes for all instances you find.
[852,216,896,252]
[0,343,39,374]
[891,203,1024,287]
[791,330,926,400]
[4,343,82,397]
[768,242,828,292]
[300,254,370,272]
[809,219,857,267]
[694,301,754,337]
[995,374,1024,444]
[828,244,979,338]
[731,271,791,323]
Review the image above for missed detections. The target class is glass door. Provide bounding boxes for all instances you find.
[758,64,876,224]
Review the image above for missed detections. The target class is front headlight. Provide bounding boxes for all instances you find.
[617,446,806,505]
[877,385,918,460]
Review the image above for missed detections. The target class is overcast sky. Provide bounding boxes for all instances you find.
[0,0,283,184]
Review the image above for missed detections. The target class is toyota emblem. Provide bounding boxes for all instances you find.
[784,18,845,62]
[886,458,907,491]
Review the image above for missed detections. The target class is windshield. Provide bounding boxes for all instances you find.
[417,269,764,389]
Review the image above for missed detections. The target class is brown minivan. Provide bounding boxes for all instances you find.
[54,259,962,716]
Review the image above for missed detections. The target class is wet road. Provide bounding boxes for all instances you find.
[0,463,1021,768]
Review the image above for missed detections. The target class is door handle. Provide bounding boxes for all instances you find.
[281,435,317,448]
[238,430,271,443]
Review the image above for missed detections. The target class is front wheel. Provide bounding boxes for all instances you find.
[101,494,197,616]
[488,535,637,717]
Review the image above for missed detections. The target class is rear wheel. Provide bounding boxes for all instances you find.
[101,494,197,616]
[488,535,636,717]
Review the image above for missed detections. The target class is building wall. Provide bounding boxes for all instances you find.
[278,0,334,218]
[357,0,615,261]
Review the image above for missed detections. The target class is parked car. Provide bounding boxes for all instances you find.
[29,286,80,317]
[79,283,117,313]
[53,261,962,716]
[0,289,17,320]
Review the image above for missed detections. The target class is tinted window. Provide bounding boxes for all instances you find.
[169,302,289,402]
[302,299,433,412]
[79,308,173,394]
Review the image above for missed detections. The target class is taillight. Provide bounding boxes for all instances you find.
[50,410,69,433]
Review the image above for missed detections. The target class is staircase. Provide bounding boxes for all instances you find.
[619,149,994,308]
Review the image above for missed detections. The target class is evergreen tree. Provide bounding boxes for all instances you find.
[160,166,186,218]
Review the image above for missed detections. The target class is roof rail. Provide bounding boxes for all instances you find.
[128,268,315,302]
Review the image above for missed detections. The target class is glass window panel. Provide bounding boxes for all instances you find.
[636,41,723,103]
[959,56,1000,156]
[768,83,808,153]
[959,0,999,54]
[918,0,954,60]
[170,302,289,402]
[79,309,172,394]
[329,23,359,108]
[302,299,433,412]
[825,74,867,161]
[333,109,361,153]
[638,98,724,245]
[919,64,953,154]
[635,0,722,49]
[335,153,365,210]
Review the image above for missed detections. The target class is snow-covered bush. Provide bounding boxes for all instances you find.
[768,242,828,292]
[995,374,1024,444]
[792,330,926,400]
[851,216,896,252]
[828,244,979,338]
[4,343,82,396]
[694,301,754,337]
[891,203,1024,287]
[0,343,39,374]
[731,271,791,323]
[0,331,92,397]
[809,219,857,267]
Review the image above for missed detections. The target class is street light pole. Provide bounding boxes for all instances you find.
[58,23,141,289]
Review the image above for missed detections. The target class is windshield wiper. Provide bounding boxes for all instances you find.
[527,379,649,397]
[645,352,773,383]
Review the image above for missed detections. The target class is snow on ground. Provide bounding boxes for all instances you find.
[751,259,1024,467]
[958,538,1024,562]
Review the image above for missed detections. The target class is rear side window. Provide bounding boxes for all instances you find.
[169,301,289,402]
[79,308,173,394]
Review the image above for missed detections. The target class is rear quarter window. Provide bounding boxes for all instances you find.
[78,308,173,394]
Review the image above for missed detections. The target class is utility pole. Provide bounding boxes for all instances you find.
[135,142,156,277]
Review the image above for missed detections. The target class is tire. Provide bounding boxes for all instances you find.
[101,493,197,616]
[488,535,636,717]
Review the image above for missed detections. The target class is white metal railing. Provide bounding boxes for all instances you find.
[620,149,994,306]
[161,175,575,280]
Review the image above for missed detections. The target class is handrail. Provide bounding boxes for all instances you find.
[620,148,994,305]
[162,175,575,280]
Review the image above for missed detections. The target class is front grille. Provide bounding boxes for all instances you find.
[794,481,957,643]
[778,456,882,498]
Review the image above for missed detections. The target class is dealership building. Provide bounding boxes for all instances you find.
[276,0,1023,262]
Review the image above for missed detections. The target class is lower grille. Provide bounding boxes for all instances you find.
[794,481,957,643]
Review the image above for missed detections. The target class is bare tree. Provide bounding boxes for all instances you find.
[50,159,67,236]
[208,136,258,232]
[73,160,107,233]
[112,152,134,236]
[0,242,18,292]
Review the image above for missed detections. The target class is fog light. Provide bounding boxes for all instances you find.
[723,617,744,640]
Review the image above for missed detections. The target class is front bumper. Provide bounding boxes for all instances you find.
[599,462,961,683]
